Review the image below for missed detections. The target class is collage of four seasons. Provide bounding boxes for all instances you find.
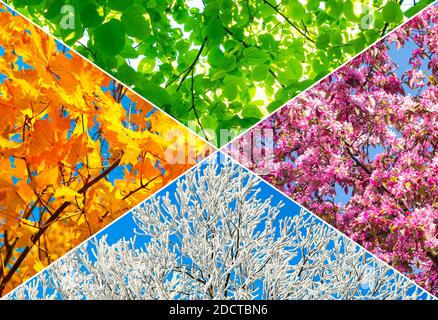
[0,0,436,309]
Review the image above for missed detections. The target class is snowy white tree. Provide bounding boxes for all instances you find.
[5,156,432,300]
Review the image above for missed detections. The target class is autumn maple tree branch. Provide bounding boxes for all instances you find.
[0,156,123,295]
[122,175,162,201]
[1,231,16,271]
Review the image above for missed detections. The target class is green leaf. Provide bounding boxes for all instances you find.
[307,0,320,11]
[208,47,224,67]
[286,0,306,20]
[205,17,224,45]
[326,1,343,18]
[211,69,228,81]
[121,6,151,40]
[236,117,261,131]
[342,1,357,22]
[105,0,134,11]
[267,100,284,113]
[223,39,239,51]
[330,30,343,46]
[138,57,156,74]
[219,55,237,72]
[45,0,66,19]
[212,101,228,119]
[116,64,137,85]
[352,34,366,52]
[242,104,263,119]
[373,11,385,30]
[19,0,41,5]
[80,4,104,28]
[243,47,269,66]
[311,58,326,74]
[201,115,218,131]
[382,1,402,23]
[229,101,243,113]
[138,81,173,107]
[316,32,330,50]
[364,29,380,43]
[118,38,139,59]
[93,19,126,56]
[286,59,303,80]
[224,74,241,86]
[297,79,315,90]
[221,0,233,11]
[251,64,269,81]
[259,2,276,18]
[303,12,313,25]
[223,82,238,100]
[120,44,139,59]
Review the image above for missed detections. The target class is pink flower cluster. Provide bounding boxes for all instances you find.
[229,6,438,294]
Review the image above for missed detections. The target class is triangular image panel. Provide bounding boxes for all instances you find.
[4,152,433,300]
[2,0,433,145]
[0,4,213,296]
[226,4,438,295]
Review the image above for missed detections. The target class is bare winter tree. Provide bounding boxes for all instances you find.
[5,156,432,300]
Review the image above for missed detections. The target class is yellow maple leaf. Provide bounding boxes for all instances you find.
[33,260,46,273]
[54,186,83,202]
[15,219,40,248]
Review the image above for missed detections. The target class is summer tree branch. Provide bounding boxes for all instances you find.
[262,0,315,44]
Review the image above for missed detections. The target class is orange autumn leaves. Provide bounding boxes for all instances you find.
[0,6,212,296]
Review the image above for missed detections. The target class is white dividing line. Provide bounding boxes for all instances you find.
[2,149,220,300]
[0,0,217,152]
[220,0,438,151]
[223,151,438,300]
